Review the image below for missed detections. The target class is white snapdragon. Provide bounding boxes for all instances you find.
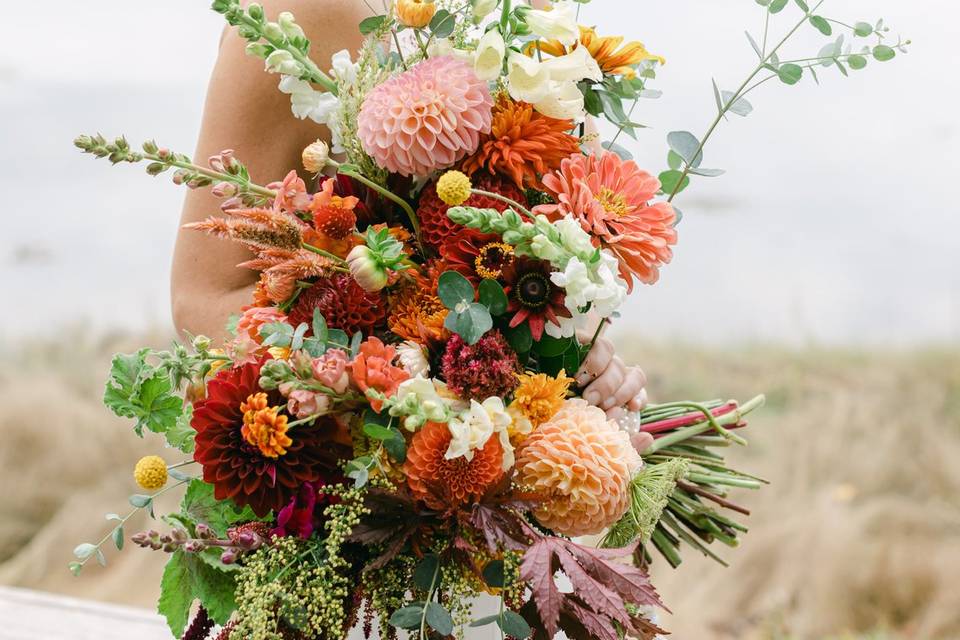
[507,43,601,120]
[471,0,499,21]
[446,397,515,471]
[276,50,358,153]
[265,50,302,76]
[474,30,506,81]
[330,49,358,84]
[550,252,628,321]
[524,1,580,46]
[277,12,305,40]
[278,76,339,124]
[389,376,454,430]
[507,52,552,104]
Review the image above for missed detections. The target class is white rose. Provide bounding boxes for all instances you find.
[524,1,580,46]
[507,52,552,104]
[474,29,506,81]
[534,80,586,120]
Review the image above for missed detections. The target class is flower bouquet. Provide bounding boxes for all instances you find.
[70,1,907,638]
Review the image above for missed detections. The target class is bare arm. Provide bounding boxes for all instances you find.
[171,0,369,341]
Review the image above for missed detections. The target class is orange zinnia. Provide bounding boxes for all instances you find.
[532,26,665,79]
[460,95,581,189]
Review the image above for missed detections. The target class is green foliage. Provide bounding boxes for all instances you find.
[602,458,689,549]
[437,271,498,345]
[179,479,259,538]
[359,15,387,35]
[158,550,237,636]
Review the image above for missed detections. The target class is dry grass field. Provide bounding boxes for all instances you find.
[1,331,958,639]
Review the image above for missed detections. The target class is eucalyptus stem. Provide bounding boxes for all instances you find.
[666,0,826,203]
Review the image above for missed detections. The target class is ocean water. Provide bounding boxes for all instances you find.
[1,0,957,346]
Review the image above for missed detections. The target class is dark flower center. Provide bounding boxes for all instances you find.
[475,242,514,279]
[516,272,550,309]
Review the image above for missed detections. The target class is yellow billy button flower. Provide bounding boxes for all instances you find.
[436,170,472,206]
[133,455,168,490]
[395,0,436,29]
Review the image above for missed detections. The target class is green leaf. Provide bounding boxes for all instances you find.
[363,423,396,441]
[794,0,809,11]
[260,322,294,347]
[389,605,424,630]
[311,309,328,345]
[809,15,832,36]
[349,330,363,358]
[450,303,493,345]
[180,479,260,538]
[382,429,407,463]
[602,140,634,161]
[744,31,762,58]
[359,15,387,35]
[437,271,475,309]
[854,21,873,37]
[158,550,237,637]
[504,323,533,353]
[581,85,603,117]
[413,554,440,591]
[777,63,803,85]
[534,335,572,358]
[73,543,97,559]
[425,603,454,636]
[666,150,683,170]
[135,374,183,435]
[687,167,725,177]
[666,131,702,167]
[848,54,867,70]
[166,403,196,453]
[327,329,349,350]
[872,44,896,61]
[103,350,150,422]
[470,614,501,627]
[658,169,690,195]
[482,559,504,588]
[111,526,124,551]
[721,91,753,116]
[478,279,508,316]
[129,494,152,508]
[768,0,787,13]
[499,610,532,639]
[429,9,456,38]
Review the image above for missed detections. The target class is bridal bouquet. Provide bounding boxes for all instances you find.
[70,1,906,639]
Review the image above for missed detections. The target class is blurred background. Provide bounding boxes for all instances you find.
[1,1,957,639]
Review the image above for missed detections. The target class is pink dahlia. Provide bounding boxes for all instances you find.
[534,151,678,289]
[358,56,493,177]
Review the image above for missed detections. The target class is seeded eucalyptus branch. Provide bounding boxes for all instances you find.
[660,0,909,206]
[74,134,277,206]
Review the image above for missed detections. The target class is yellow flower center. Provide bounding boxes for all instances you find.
[241,392,293,459]
[595,186,633,217]
[475,242,514,280]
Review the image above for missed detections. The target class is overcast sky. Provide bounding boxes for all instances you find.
[1,0,957,345]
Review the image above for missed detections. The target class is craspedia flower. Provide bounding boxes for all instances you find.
[192,360,349,516]
[436,170,472,206]
[395,0,436,28]
[133,455,167,490]
[460,95,582,189]
[510,370,573,428]
[534,150,678,289]
[416,173,526,250]
[404,421,504,510]
[441,330,520,401]
[288,273,388,335]
[358,56,493,177]
[515,399,642,536]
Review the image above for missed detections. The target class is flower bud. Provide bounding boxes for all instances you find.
[395,0,437,29]
[194,523,214,540]
[346,245,389,292]
[246,3,264,21]
[277,12,305,39]
[221,549,238,565]
[263,21,285,41]
[245,42,271,59]
[471,0,498,20]
[183,540,207,553]
[192,335,212,352]
[211,181,237,198]
[301,139,330,173]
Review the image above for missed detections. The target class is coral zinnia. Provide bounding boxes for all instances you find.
[441,331,520,401]
[534,150,677,289]
[192,361,348,517]
[500,256,571,340]
[350,337,410,412]
[287,273,388,336]
[440,231,515,285]
[515,399,641,536]
[416,173,526,251]
[404,421,504,510]
[460,95,582,189]
[357,56,493,177]
[533,26,665,79]
[510,370,573,428]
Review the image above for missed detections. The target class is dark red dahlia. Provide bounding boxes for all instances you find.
[192,361,349,517]
[440,231,515,285]
[440,330,521,401]
[501,256,571,341]
[416,174,526,251]
[288,273,387,335]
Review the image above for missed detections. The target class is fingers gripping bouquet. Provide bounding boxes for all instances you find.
[71,0,907,638]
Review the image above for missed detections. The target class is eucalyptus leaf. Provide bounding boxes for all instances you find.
[438,271,475,309]
[478,279,508,316]
[363,423,396,441]
[872,44,896,61]
[413,554,440,591]
[777,63,803,85]
[721,91,753,116]
[425,603,454,636]
[388,605,424,630]
[666,131,702,167]
[809,15,832,36]
[658,169,690,195]
[429,9,456,38]
[499,610,532,639]
[848,54,867,70]
[358,15,386,35]
[602,140,633,160]
[854,21,873,37]
[768,0,787,14]
[687,167,725,177]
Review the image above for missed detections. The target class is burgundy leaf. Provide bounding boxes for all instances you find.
[553,544,630,626]
[520,539,561,637]
[564,598,620,640]
[566,542,666,611]
[470,504,532,553]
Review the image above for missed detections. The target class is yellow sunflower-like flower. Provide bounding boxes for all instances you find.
[530,26,665,79]
[509,370,572,429]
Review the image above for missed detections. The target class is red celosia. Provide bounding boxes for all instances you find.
[441,330,520,401]
[416,174,526,251]
[350,337,410,411]
[288,273,388,335]
[192,360,349,517]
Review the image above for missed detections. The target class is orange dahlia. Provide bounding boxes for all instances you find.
[460,95,581,189]
[404,421,504,510]
[534,150,677,289]
[510,370,572,428]
[287,273,388,335]
[532,26,665,79]
[515,399,641,536]
[388,282,449,344]
[416,173,527,251]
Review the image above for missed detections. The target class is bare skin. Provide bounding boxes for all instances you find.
[170,0,649,422]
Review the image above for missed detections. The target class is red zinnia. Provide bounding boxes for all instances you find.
[440,231,515,285]
[416,174,526,251]
[441,330,520,401]
[501,257,571,341]
[192,360,349,517]
[288,273,388,336]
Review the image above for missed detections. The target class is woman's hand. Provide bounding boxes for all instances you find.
[575,335,649,418]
